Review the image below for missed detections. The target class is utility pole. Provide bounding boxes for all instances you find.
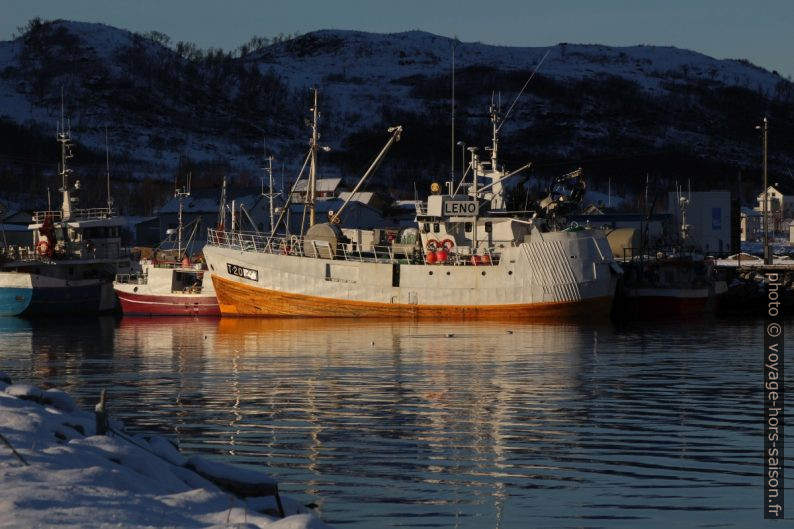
[757,117,771,265]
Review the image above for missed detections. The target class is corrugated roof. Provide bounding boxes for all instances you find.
[337,191,375,204]
[292,178,343,193]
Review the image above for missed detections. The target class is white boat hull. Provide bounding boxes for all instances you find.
[203,230,620,318]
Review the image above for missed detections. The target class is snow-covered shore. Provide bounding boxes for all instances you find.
[0,373,332,529]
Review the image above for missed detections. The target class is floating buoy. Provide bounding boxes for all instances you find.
[425,239,439,252]
[435,249,448,264]
[480,255,491,265]
[426,251,437,264]
[470,255,481,266]
[441,239,455,251]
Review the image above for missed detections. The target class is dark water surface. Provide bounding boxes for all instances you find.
[0,315,790,528]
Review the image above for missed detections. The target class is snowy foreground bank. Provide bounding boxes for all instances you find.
[0,373,332,529]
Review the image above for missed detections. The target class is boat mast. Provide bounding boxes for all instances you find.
[490,97,500,171]
[469,147,479,251]
[487,97,505,209]
[57,89,74,221]
[308,88,319,227]
[266,154,275,233]
[175,172,191,257]
[261,137,278,234]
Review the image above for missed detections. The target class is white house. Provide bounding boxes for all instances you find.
[290,178,344,203]
[756,183,794,233]
[668,191,733,254]
[740,206,762,242]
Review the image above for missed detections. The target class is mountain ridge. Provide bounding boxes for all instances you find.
[0,19,792,214]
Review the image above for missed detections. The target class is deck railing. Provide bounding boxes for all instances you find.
[1,244,129,262]
[115,273,148,285]
[206,229,500,266]
[32,207,116,223]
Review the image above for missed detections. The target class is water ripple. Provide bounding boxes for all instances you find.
[0,315,790,528]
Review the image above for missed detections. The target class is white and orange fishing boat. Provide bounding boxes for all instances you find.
[202,94,622,319]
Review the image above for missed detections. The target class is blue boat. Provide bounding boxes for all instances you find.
[0,275,32,316]
[0,106,131,316]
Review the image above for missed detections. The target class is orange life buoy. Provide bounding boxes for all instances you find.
[425,239,439,251]
[441,239,455,251]
[36,240,50,256]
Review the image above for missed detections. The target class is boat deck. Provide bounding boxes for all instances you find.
[207,229,502,267]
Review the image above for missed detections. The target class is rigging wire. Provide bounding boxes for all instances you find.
[496,49,550,134]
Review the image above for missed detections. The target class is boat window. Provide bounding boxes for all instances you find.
[433,223,440,233]
[485,222,492,233]
[422,223,429,233]
[465,222,472,233]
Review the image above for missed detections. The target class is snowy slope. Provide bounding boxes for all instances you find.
[0,20,790,192]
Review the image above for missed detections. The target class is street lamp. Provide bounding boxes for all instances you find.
[756,117,771,264]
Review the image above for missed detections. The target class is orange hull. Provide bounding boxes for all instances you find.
[212,275,613,320]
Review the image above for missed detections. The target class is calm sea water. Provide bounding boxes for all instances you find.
[0,315,790,528]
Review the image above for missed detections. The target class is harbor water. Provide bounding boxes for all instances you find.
[0,315,789,528]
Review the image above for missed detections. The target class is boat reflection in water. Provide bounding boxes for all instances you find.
[3,315,764,529]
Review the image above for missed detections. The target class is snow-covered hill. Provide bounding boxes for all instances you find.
[0,19,792,212]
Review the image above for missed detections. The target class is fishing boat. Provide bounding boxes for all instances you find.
[113,179,219,316]
[0,107,131,316]
[113,255,218,316]
[619,254,728,316]
[202,93,622,319]
[615,192,727,317]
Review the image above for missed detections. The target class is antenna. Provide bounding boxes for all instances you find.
[497,49,550,133]
[105,126,113,211]
[450,40,456,183]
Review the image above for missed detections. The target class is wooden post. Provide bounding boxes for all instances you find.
[95,389,108,435]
